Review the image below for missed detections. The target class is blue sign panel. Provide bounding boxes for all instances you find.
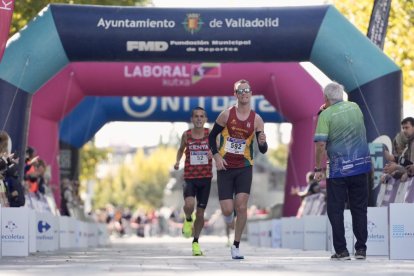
[51,5,327,61]
[60,95,285,147]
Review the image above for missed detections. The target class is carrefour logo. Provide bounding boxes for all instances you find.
[38,221,51,233]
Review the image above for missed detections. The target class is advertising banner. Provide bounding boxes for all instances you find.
[366,207,388,256]
[367,0,392,49]
[2,207,29,256]
[52,5,326,62]
[303,215,327,251]
[271,219,281,248]
[0,0,14,62]
[390,203,414,260]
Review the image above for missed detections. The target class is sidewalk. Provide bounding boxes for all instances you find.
[0,235,413,275]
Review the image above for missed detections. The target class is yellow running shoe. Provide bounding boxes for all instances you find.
[182,219,193,238]
[192,242,203,256]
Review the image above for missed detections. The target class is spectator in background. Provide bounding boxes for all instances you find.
[383,117,414,180]
[24,146,39,194]
[36,159,47,195]
[60,178,74,216]
[291,171,321,200]
[0,131,24,207]
[0,131,14,207]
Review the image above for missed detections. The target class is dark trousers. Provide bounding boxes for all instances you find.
[327,173,369,253]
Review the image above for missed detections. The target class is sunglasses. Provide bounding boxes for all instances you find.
[235,88,252,95]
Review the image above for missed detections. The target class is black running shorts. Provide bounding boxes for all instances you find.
[217,166,253,200]
[183,177,212,209]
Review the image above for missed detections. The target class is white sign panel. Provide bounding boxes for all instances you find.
[76,221,89,248]
[259,220,272,248]
[281,217,293,249]
[247,221,260,247]
[271,219,281,248]
[28,209,36,253]
[36,212,58,252]
[98,223,109,246]
[87,223,99,248]
[304,215,327,251]
[59,216,76,248]
[366,207,388,256]
[290,217,304,250]
[390,203,414,260]
[2,208,29,256]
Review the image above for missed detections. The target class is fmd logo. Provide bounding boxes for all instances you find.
[126,41,168,52]
[38,221,51,233]
[183,13,203,34]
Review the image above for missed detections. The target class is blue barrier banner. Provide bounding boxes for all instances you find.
[51,4,327,61]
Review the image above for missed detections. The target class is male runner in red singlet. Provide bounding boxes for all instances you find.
[174,107,212,256]
[209,79,268,259]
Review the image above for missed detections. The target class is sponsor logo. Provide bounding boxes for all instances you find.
[122,96,274,119]
[392,224,414,239]
[38,221,51,233]
[5,220,17,232]
[126,41,168,52]
[2,220,24,241]
[0,1,13,11]
[191,63,221,84]
[367,220,385,241]
[183,13,203,34]
[124,63,220,87]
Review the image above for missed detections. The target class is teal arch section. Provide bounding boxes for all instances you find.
[310,6,400,92]
[0,5,68,94]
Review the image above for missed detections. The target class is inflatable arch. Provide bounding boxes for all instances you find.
[0,4,401,216]
[59,95,286,148]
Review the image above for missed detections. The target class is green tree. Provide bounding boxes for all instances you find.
[11,0,148,36]
[333,0,414,104]
[93,146,176,210]
[79,139,109,183]
[267,144,288,168]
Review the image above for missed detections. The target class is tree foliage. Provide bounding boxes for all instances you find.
[267,144,288,168]
[79,140,109,182]
[93,146,176,210]
[333,0,414,104]
[11,0,148,36]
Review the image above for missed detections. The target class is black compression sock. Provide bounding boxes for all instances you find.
[193,237,199,243]
[233,241,240,248]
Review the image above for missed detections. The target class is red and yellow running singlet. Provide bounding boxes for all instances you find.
[218,106,256,168]
[184,128,213,179]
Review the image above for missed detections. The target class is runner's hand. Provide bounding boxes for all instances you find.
[213,153,227,170]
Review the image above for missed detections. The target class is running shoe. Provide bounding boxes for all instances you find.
[231,245,244,259]
[354,249,366,260]
[330,251,351,260]
[182,219,193,238]
[192,242,203,256]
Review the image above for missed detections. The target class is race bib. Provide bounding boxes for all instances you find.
[190,151,209,165]
[225,137,246,155]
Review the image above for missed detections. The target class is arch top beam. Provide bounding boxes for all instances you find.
[0,4,399,95]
